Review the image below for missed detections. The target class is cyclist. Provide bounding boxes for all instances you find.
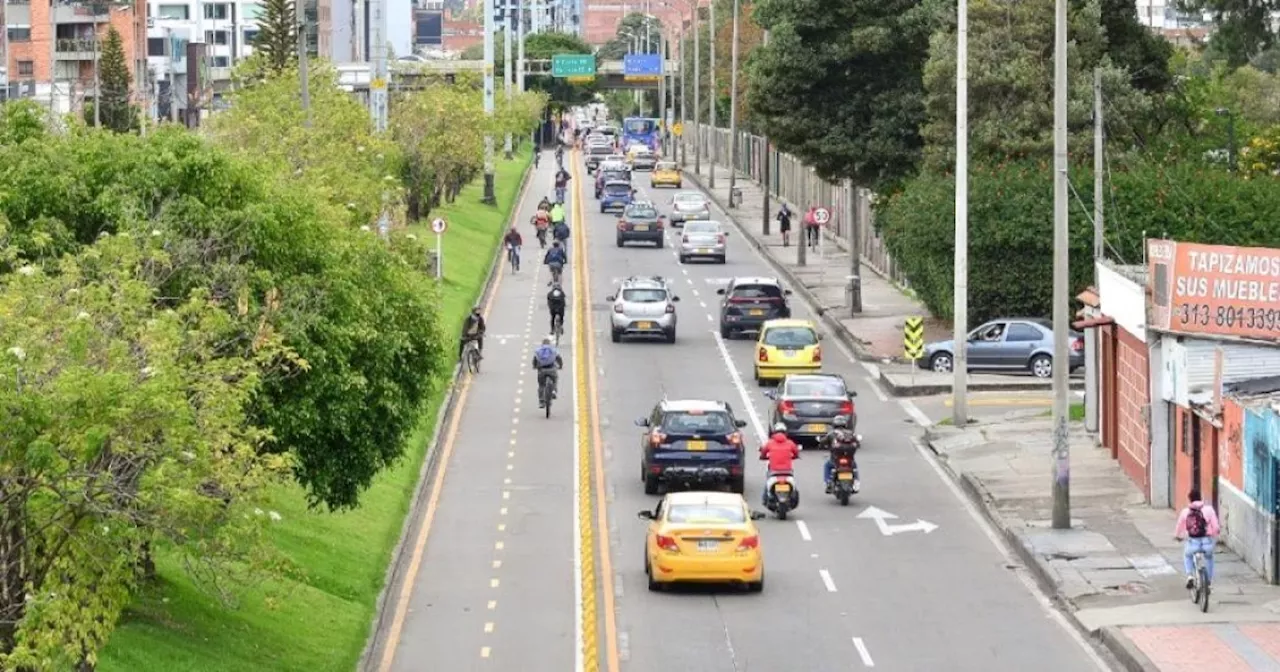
[538,196,553,212]
[459,306,486,359]
[503,226,523,270]
[551,219,571,264]
[555,144,565,167]
[534,150,541,168]
[531,336,563,408]
[547,282,567,334]
[550,201,566,226]
[531,207,551,248]
[544,241,567,284]
[1175,488,1220,589]
[554,168,571,203]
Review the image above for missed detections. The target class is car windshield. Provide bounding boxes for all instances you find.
[785,379,846,397]
[666,503,746,524]
[684,222,719,233]
[731,284,784,299]
[764,327,818,348]
[656,162,677,171]
[590,145,613,155]
[603,171,629,181]
[622,288,667,303]
[662,411,734,434]
[675,194,704,203]
[626,205,658,218]
[606,185,632,196]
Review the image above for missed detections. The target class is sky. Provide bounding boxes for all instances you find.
[390,0,412,55]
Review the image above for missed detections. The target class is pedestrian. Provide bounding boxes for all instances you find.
[803,206,821,248]
[776,204,793,247]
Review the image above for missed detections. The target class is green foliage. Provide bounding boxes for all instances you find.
[878,157,1280,323]
[92,27,138,133]
[0,100,47,145]
[599,12,664,60]
[516,32,600,105]
[1096,0,1175,93]
[253,0,297,74]
[1177,0,1275,67]
[746,0,940,189]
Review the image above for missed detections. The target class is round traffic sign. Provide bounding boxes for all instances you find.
[431,218,448,234]
[813,207,832,225]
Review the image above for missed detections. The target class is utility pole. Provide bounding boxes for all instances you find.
[727,0,739,204]
[707,0,716,188]
[951,0,969,428]
[517,0,526,94]
[503,0,513,160]
[1086,67,1103,435]
[678,17,686,165]
[370,0,387,131]
[692,3,701,174]
[92,11,100,127]
[761,29,770,235]
[483,0,496,203]
[849,180,862,313]
[298,0,311,127]
[659,30,667,144]
[1051,0,1071,530]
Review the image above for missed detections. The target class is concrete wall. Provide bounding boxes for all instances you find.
[1220,479,1275,582]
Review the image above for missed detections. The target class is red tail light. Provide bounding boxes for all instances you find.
[735,535,759,551]
[665,304,676,314]
[839,400,854,416]
[837,457,851,466]
[729,296,752,303]
[758,347,768,362]
[613,304,624,313]
[656,535,680,552]
[650,431,666,446]
[717,234,726,244]
[728,432,742,445]
[812,346,822,363]
[1071,338,1083,352]
[779,401,795,415]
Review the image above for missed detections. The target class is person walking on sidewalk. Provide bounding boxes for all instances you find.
[802,206,821,248]
[1174,488,1220,589]
[776,204,793,247]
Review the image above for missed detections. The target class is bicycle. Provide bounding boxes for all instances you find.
[462,338,482,374]
[551,313,564,346]
[539,372,555,418]
[507,243,521,272]
[547,262,564,286]
[1190,548,1211,612]
[555,186,567,203]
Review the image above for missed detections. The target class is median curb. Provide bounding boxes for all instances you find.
[1097,626,1162,672]
[358,156,535,672]
[882,374,1086,397]
[681,168,881,365]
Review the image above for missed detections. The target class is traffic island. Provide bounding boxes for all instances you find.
[880,366,1086,397]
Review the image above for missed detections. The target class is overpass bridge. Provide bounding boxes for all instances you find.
[336,59,678,92]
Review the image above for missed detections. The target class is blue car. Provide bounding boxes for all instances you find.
[599,180,634,213]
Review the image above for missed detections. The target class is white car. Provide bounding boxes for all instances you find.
[678,220,728,264]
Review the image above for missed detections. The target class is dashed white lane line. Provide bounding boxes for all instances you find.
[819,569,838,593]
[852,637,875,667]
[864,376,889,402]
[899,399,933,427]
[795,520,812,541]
[711,329,768,442]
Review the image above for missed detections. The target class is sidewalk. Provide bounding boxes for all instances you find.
[677,154,1076,398]
[927,414,1280,671]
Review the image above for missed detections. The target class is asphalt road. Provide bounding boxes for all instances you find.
[373,152,1116,672]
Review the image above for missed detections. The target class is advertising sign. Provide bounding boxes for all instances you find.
[1147,238,1280,341]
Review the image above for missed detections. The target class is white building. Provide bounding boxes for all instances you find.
[146,0,264,119]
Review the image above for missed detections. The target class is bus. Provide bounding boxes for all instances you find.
[622,117,661,152]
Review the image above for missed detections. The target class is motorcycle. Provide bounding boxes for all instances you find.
[763,471,799,520]
[828,442,860,506]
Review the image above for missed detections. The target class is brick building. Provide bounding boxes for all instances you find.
[582,0,686,45]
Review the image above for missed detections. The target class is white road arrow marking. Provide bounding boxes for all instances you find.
[856,505,938,536]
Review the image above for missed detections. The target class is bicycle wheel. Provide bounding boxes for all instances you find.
[1199,564,1210,612]
[467,345,481,374]
[542,380,552,418]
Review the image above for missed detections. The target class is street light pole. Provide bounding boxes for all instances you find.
[708,0,716,188]
[1216,107,1237,172]
[483,0,496,203]
[504,0,513,160]
[952,0,968,427]
[1051,0,1071,530]
[692,2,701,174]
[761,28,770,235]
[727,0,739,205]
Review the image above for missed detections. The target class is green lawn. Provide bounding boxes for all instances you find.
[98,148,532,672]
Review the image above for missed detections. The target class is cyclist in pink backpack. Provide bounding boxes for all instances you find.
[1174,488,1220,588]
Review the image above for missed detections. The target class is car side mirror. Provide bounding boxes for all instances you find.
[717,288,727,295]
[763,390,776,399]
[849,391,858,398]
[637,510,655,520]
[672,296,681,301]
[784,289,793,295]
[735,419,748,428]
[635,417,650,427]
[750,511,767,520]
[606,295,616,302]
[818,333,825,340]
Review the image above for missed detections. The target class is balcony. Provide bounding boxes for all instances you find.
[52,4,109,23]
[55,38,99,59]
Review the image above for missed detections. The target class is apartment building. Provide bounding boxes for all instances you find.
[2,0,146,111]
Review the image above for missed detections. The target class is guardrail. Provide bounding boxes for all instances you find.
[55,38,98,54]
[687,122,909,287]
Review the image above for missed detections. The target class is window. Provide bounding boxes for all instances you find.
[212,55,230,67]
[625,205,658,219]
[6,27,31,42]
[204,30,230,45]
[624,118,655,134]
[243,2,263,19]
[621,288,666,303]
[156,4,190,19]
[763,326,818,348]
[785,378,846,398]
[684,222,720,233]
[666,503,745,524]
[971,322,1006,342]
[674,193,705,205]
[661,411,734,435]
[147,37,167,56]
[243,28,260,44]
[1005,323,1044,342]
[17,61,34,76]
[656,162,677,171]
[729,283,783,300]
[204,3,229,19]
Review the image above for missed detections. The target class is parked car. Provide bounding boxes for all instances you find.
[607,275,680,343]
[678,220,728,264]
[669,191,711,226]
[763,374,857,445]
[917,318,1084,379]
[616,201,665,247]
[717,277,792,338]
[635,399,749,494]
[600,180,636,213]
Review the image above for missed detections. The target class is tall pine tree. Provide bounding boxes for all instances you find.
[254,0,297,73]
[96,26,137,133]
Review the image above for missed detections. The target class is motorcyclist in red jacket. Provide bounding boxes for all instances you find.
[759,423,800,503]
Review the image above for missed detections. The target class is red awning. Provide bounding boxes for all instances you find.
[1072,315,1115,330]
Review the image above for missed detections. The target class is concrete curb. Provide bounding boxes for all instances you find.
[1098,626,1161,672]
[682,168,880,364]
[358,156,535,672]
[883,376,1086,397]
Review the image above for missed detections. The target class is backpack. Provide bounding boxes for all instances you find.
[1186,507,1208,538]
[534,345,557,367]
[553,222,570,240]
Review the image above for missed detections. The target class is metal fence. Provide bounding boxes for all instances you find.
[686,122,910,288]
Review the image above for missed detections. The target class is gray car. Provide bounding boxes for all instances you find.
[606,276,680,343]
[668,191,711,226]
[630,148,658,171]
[763,374,858,445]
[615,201,665,246]
[678,220,728,264]
[918,318,1085,379]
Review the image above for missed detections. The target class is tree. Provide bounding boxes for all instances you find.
[253,0,297,74]
[393,84,485,220]
[598,13,664,60]
[93,27,137,133]
[524,32,600,105]
[1096,0,1175,93]
[745,0,941,189]
[1176,0,1275,67]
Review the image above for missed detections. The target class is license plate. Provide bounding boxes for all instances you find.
[774,483,792,493]
[636,321,653,329]
[686,440,707,451]
[749,309,764,316]
[699,248,713,253]
[783,349,796,355]
[697,540,718,552]
[837,472,854,481]
[634,225,648,231]
[803,424,828,433]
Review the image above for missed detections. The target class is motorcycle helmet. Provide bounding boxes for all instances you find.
[772,422,786,433]
[833,415,849,428]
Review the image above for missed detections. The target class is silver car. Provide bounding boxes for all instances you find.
[630,149,658,171]
[605,276,681,343]
[669,191,711,226]
[678,220,728,264]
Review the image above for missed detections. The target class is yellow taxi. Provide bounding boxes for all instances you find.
[638,491,766,592]
[753,319,823,384]
[650,161,682,188]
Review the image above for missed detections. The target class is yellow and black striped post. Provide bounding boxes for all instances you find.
[904,317,925,362]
